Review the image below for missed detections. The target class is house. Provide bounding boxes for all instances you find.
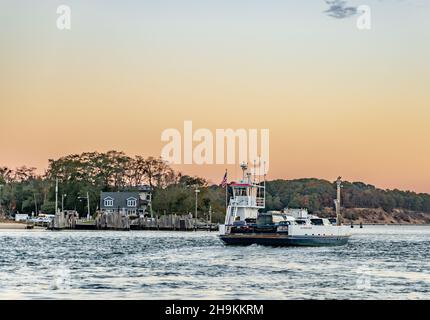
[100,187,152,216]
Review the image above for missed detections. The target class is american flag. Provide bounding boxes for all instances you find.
[220,170,228,188]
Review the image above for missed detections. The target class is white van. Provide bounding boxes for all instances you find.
[15,214,29,222]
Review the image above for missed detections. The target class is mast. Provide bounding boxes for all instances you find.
[253,159,256,184]
[240,162,247,181]
[263,161,266,208]
[258,156,261,185]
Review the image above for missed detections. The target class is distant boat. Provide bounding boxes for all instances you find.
[219,164,352,247]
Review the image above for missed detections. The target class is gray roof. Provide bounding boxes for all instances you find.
[100,192,141,209]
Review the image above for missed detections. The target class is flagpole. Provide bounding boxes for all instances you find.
[225,169,228,210]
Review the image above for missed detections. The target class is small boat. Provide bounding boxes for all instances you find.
[219,164,352,247]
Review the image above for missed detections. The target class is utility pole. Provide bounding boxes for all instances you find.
[0,184,4,217]
[34,193,38,216]
[335,176,342,226]
[62,194,67,212]
[55,178,59,214]
[209,205,212,224]
[194,188,200,229]
[149,191,153,218]
[86,191,90,220]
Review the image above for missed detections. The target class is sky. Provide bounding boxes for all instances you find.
[0,0,429,192]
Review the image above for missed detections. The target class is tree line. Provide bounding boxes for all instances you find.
[1,151,430,222]
[265,179,430,213]
[0,151,226,222]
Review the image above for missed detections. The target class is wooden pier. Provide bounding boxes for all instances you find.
[97,212,218,231]
[49,211,79,230]
[50,211,218,231]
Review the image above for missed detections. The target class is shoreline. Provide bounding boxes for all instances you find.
[0,223,28,230]
[0,222,45,230]
[0,221,430,231]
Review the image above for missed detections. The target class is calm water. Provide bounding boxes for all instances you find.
[0,226,429,300]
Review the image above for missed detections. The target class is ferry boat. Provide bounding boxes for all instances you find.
[219,164,352,246]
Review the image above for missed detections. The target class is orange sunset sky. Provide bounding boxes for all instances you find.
[1,1,429,192]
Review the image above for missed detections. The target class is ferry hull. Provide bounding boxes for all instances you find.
[219,234,350,247]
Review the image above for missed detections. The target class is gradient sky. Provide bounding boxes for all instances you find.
[1,0,429,192]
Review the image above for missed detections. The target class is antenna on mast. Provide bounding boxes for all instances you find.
[263,160,266,207]
[258,155,261,185]
[253,159,256,184]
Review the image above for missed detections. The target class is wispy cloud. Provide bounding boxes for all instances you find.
[324,0,358,19]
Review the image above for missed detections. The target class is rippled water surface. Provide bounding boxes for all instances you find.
[0,226,429,299]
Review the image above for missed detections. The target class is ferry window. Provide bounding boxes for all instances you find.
[310,219,323,225]
[234,188,247,196]
[272,215,284,223]
[257,215,272,225]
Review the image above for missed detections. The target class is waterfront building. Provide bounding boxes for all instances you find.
[100,186,152,216]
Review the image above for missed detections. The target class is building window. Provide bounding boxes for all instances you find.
[104,198,113,207]
[127,198,137,207]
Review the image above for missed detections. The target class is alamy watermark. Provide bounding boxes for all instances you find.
[50,265,72,290]
[356,5,371,30]
[56,5,71,30]
[355,265,372,290]
[354,265,426,299]
[161,121,270,174]
[54,3,370,31]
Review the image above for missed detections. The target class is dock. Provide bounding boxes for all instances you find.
[49,211,218,231]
